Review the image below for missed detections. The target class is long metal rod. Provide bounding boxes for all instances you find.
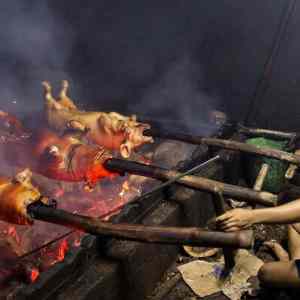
[131,155,220,202]
[27,202,253,249]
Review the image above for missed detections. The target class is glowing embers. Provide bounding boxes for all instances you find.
[85,161,117,190]
[30,268,39,283]
[56,240,69,262]
[0,173,142,287]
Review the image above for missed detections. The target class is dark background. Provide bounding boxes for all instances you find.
[0,0,298,132]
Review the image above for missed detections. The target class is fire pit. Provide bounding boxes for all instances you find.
[1,104,298,300]
[0,119,236,300]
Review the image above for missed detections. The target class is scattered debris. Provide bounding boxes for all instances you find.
[183,246,220,258]
[178,250,263,300]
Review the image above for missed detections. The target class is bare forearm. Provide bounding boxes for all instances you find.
[252,198,300,224]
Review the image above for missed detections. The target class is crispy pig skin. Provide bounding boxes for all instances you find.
[31,129,113,186]
[0,122,114,186]
[43,80,153,158]
[0,110,115,185]
[0,110,114,186]
[0,169,43,225]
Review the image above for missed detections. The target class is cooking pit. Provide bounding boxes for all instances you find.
[0,98,299,300]
[0,113,239,300]
[1,2,300,300]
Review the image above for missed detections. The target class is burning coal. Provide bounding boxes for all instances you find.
[0,172,145,288]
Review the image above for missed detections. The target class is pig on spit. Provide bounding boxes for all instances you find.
[0,111,116,190]
[0,169,47,225]
[42,80,153,158]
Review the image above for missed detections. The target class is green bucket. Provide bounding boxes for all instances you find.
[244,137,289,193]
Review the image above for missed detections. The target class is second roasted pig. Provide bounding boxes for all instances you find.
[43,80,153,158]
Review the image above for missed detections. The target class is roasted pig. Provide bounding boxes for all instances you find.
[30,129,114,187]
[43,80,153,158]
[0,112,115,188]
[0,169,45,225]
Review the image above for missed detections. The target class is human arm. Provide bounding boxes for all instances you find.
[215,198,300,231]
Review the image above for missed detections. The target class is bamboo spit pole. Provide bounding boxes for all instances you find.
[212,191,236,270]
[104,159,278,207]
[237,125,297,140]
[143,128,300,166]
[27,202,254,249]
[253,163,270,192]
[211,164,269,269]
[286,149,300,179]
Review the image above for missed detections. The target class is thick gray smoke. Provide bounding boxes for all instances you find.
[0,0,287,130]
[0,0,74,116]
[0,1,221,135]
[133,56,220,134]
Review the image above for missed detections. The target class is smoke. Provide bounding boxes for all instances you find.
[0,1,221,135]
[132,55,220,134]
[0,0,75,116]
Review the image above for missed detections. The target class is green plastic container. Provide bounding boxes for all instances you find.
[244,137,289,193]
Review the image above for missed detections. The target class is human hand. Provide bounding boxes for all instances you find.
[215,209,255,232]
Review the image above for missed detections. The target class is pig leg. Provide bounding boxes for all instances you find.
[58,80,78,110]
[42,81,62,110]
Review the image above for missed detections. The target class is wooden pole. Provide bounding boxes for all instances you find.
[238,125,297,140]
[286,149,300,179]
[27,203,254,249]
[212,191,236,270]
[144,129,300,165]
[253,163,270,192]
[104,159,278,206]
[201,138,300,165]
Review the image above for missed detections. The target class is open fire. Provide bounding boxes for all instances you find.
[0,80,284,300]
[0,80,167,295]
[0,172,145,288]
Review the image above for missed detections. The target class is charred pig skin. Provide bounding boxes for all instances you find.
[0,112,114,187]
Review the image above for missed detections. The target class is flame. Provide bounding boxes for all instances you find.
[7,226,20,244]
[86,164,117,186]
[57,239,68,262]
[30,268,40,282]
[0,158,149,289]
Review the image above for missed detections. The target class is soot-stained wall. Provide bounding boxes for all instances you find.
[246,1,300,131]
[0,1,291,132]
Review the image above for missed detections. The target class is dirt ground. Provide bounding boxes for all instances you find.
[148,224,295,300]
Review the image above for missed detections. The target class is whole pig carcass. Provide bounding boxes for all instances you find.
[43,80,153,158]
[0,112,115,189]
[0,169,46,225]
